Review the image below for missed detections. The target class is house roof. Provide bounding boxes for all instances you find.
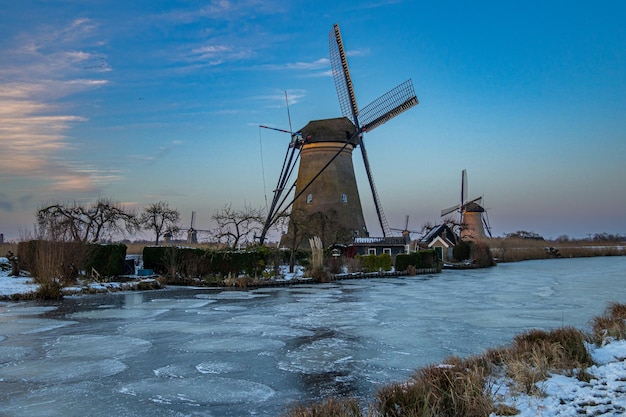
[428,235,455,248]
[420,224,457,244]
[352,236,407,247]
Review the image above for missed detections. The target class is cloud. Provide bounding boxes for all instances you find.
[0,18,113,194]
[164,0,283,24]
[185,43,253,66]
[255,89,307,108]
[260,58,330,73]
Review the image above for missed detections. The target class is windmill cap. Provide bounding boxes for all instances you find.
[464,201,485,212]
[300,117,356,143]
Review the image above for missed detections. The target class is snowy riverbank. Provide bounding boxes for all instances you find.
[491,340,626,416]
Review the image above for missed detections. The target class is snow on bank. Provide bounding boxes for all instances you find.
[0,257,163,299]
[0,257,37,297]
[492,340,626,416]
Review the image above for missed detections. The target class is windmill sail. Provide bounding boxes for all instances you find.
[329,24,359,125]
[328,23,419,238]
[360,80,418,132]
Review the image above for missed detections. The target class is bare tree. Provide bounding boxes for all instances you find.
[211,203,264,249]
[37,198,139,242]
[140,201,181,245]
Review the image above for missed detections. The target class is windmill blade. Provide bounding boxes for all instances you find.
[329,23,359,126]
[359,137,391,237]
[481,195,493,238]
[441,204,460,217]
[404,214,409,230]
[482,215,493,238]
[461,169,468,205]
[360,80,418,132]
[190,211,196,229]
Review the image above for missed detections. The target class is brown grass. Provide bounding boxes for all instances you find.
[489,238,625,262]
[375,357,493,417]
[591,301,626,345]
[285,398,363,417]
[0,242,19,257]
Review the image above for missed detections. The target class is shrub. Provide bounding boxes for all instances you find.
[396,250,440,272]
[453,240,472,261]
[358,253,392,273]
[84,243,127,278]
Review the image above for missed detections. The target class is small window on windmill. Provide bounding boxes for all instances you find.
[383,248,392,255]
[341,193,348,204]
[368,248,376,255]
[306,193,313,204]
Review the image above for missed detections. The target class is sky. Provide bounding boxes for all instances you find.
[1,1,625,242]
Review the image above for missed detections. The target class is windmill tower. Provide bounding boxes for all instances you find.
[440,169,492,241]
[260,23,418,246]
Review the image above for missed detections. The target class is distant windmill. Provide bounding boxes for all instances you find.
[440,169,492,240]
[258,23,419,245]
[186,211,210,243]
[390,215,421,245]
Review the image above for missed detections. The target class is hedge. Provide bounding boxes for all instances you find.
[395,250,439,271]
[142,246,286,278]
[358,253,393,272]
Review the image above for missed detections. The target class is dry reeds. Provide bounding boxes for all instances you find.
[490,237,626,262]
[500,327,592,394]
[591,301,626,345]
[376,357,494,417]
[286,397,363,417]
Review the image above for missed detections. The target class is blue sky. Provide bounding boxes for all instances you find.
[1,0,625,242]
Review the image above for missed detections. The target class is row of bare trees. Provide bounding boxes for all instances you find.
[36,198,269,248]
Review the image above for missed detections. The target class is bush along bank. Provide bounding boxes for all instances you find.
[283,302,626,417]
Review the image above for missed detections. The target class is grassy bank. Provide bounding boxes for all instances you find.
[283,302,626,417]
[489,238,625,262]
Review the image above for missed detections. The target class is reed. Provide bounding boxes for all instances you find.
[591,301,626,345]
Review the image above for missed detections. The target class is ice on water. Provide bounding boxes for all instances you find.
[47,335,152,359]
[119,376,275,405]
[182,336,285,353]
[1,257,626,416]
[0,358,128,383]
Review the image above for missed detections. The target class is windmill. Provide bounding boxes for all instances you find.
[390,215,422,252]
[440,170,492,240]
[259,23,418,246]
[186,211,211,243]
[390,215,421,244]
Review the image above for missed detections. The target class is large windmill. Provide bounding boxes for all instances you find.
[259,23,418,246]
[440,169,492,240]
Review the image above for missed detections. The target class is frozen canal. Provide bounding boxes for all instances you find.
[1,256,625,416]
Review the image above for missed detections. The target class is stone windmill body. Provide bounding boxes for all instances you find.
[259,23,418,247]
[440,169,492,241]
